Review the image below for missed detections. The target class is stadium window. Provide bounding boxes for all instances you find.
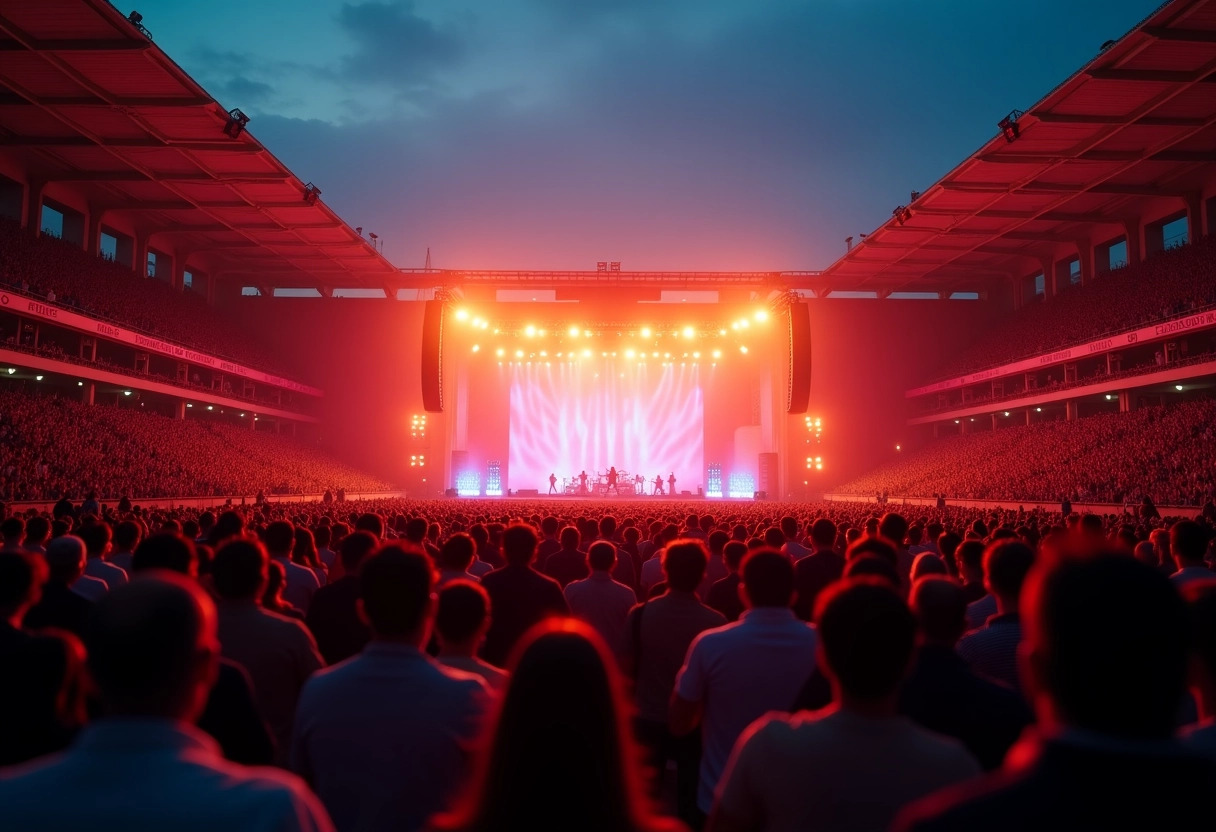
[829,291,880,299]
[332,287,388,298]
[948,291,980,300]
[40,204,64,238]
[146,250,157,278]
[886,292,939,300]
[1107,240,1128,270]
[183,270,194,289]
[1161,216,1188,249]
[99,231,119,262]
[241,286,262,296]
[271,288,323,298]
[1033,273,1045,297]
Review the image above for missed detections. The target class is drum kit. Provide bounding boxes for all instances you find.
[562,469,644,496]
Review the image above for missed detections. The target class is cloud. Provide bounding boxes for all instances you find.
[334,1,464,86]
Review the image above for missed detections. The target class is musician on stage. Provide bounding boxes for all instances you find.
[579,470,589,495]
[668,472,676,496]
[634,473,644,495]
[653,474,664,496]
[607,466,620,495]
[549,472,558,494]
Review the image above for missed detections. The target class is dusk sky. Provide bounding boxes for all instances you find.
[135,0,1155,271]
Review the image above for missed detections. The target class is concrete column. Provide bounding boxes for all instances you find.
[134,232,149,278]
[932,422,940,439]
[1024,410,1031,426]
[1184,192,1202,244]
[1039,257,1055,299]
[85,207,104,256]
[25,180,44,235]
[1118,391,1132,413]
[1075,237,1094,286]
[1121,218,1142,265]
[1066,400,1079,421]
[81,381,95,405]
[175,400,186,420]
[990,413,997,431]
[1010,275,1023,311]
[172,260,186,291]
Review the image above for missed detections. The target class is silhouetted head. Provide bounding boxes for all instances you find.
[815,578,916,703]
[358,544,434,644]
[663,540,708,592]
[502,524,538,567]
[132,533,198,577]
[909,576,967,646]
[740,549,795,609]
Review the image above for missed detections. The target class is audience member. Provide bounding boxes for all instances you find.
[564,540,637,656]
[435,580,508,692]
[479,524,569,667]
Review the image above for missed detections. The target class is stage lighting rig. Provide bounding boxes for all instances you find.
[998,109,1024,143]
[302,182,322,206]
[126,11,153,39]
[223,108,249,138]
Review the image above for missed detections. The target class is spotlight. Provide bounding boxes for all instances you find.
[524,325,536,337]
[664,352,671,359]
[625,348,635,358]
[719,328,727,336]
[471,344,480,352]
[1004,411,1010,416]
[569,326,580,337]
[539,350,547,357]
[124,390,133,397]
[753,310,768,322]
[583,349,592,358]
[712,349,722,359]
[5,368,14,374]
[1035,407,1042,412]
[584,330,592,337]
[896,444,901,451]
[641,327,652,338]
[693,351,700,359]
[239,413,245,417]
[515,349,524,358]
[682,326,695,339]
[652,351,659,358]
[1105,394,1112,401]
[454,309,469,321]
[731,322,739,331]
[739,319,749,329]
[187,403,193,408]
[302,182,322,205]
[35,375,42,381]
[998,109,1023,143]
[78,381,83,386]
[223,107,249,138]
[1176,384,1184,391]
[205,404,212,409]
[496,348,505,357]
[739,345,748,354]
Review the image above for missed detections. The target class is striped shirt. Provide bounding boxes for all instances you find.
[957,613,1022,693]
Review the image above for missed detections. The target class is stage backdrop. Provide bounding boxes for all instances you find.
[507,359,704,493]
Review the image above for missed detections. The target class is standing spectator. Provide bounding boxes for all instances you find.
[0,574,334,832]
[435,580,509,692]
[564,541,637,657]
[706,540,748,623]
[24,536,93,638]
[212,538,324,765]
[1170,520,1213,587]
[264,521,321,614]
[956,541,1034,692]
[543,525,591,588]
[479,524,569,667]
[896,555,1216,831]
[1182,581,1216,757]
[306,531,377,665]
[293,546,488,832]
[709,579,979,832]
[779,516,811,560]
[793,518,845,621]
[109,520,142,573]
[436,533,480,588]
[78,521,128,590]
[671,549,818,824]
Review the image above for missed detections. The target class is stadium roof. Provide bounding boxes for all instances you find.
[820,0,1216,294]
[0,0,398,288]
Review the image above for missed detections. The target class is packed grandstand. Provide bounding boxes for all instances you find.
[3,1,1216,832]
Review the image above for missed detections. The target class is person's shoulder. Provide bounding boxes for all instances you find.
[892,768,1029,832]
[896,716,983,766]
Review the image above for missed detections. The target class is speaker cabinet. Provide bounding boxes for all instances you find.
[787,302,812,414]
[421,299,444,412]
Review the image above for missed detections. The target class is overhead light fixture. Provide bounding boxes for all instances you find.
[302,182,322,206]
[35,375,43,381]
[998,109,1024,143]
[1176,384,1184,391]
[223,107,249,139]
[123,390,132,396]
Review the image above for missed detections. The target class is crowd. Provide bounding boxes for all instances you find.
[929,234,1216,381]
[2,494,1216,831]
[0,390,392,501]
[838,398,1216,506]
[0,218,300,380]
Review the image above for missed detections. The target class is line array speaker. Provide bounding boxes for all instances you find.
[787,301,812,414]
[421,299,444,412]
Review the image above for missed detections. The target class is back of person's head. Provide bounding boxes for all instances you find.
[25,515,51,545]
[113,520,141,553]
[983,540,1035,605]
[740,549,795,609]
[815,578,916,701]
[780,516,799,539]
[1133,540,1158,567]
[86,573,217,720]
[438,620,647,832]
[355,512,385,539]
[541,516,559,537]
[440,532,477,572]
[132,533,198,576]
[262,520,295,555]
[663,540,708,592]
[45,535,86,583]
[587,540,616,572]
[339,530,379,574]
[708,529,729,557]
[910,552,947,580]
[907,525,924,546]
[359,544,434,639]
[1025,552,1187,739]
[1171,520,1209,567]
[722,539,748,573]
[844,555,901,589]
[1,515,24,543]
[879,513,909,547]
[846,535,898,565]
[502,524,538,566]
[599,515,617,538]
[0,550,46,619]
[76,523,111,554]
[435,580,491,647]
[811,518,837,549]
[405,517,428,542]
[763,526,785,549]
[210,510,244,544]
[559,525,580,550]
[211,538,268,602]
[909,576,968,645]
[1079,513,1104,538]
[313,524,332,549]
[469,523,489,546]
[956,539,986,576]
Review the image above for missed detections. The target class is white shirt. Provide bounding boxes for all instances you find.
[676,607,819,811]
[713,708,981,832]
[292,644,488,832]
[273,555,321,614]
[0,718,332,832]
[564,571,638,656]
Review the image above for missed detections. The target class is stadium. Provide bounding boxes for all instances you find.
[3,0,1216,830]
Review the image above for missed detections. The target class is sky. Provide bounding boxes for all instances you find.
[133,0,1158,271]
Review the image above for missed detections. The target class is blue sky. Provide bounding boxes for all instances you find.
[134,0,1157,270]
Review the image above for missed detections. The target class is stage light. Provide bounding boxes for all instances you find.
[524,325,536,337]
[693,351,700,358]
[583,348,592,358]
[712,349,722,359]
[35,375,42,381]
[569,326,580,337]
[479,320,488,330]
[739,345,748,354]
[223,107,250,138]
[584,330,592,337]
[1105,394,1112,401]
[515,349,524,358]
[815,462,823,470]
[602,351,608,357]
[1176,384,1184,391]
[754,310,768,322]
[682,326,695,339]
[652,351,659,358]
[5,368,13,374]
[496,348,505,357]
[896,444,901,451]
[1035,407,1042,412]
[471,344,480,353]
[205,404,212,410]
[538,328,546,336]
[954,419,960,424]
[240,413,245,417]
[1004,411,1010,416]
[641,327,652,338]
[539,350,547,357]
[556,351,563,357]
[625,348,636,359]
[187,403,192,408]
[731,322,739,331]
[125,391,133,397]
[719,328,727,336]
[454,309,469,321]
[78,381,83,386]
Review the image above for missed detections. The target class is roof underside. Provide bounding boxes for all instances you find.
[819,0,1216,292]
[0,0,397,288]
